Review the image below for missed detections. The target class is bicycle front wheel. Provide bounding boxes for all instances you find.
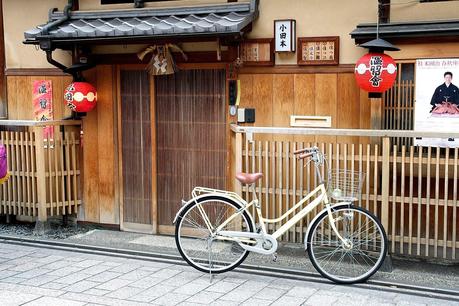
[175,195,255,274]
[307,205,387,284]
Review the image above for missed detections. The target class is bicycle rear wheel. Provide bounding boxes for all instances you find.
[175,195,254,274]
[307,205,387,284]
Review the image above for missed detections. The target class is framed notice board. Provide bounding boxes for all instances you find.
[240,39,274,66]
[297,36,339,65]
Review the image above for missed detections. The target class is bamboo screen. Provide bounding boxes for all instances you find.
[120,70,152,225]
[155,69,226,225]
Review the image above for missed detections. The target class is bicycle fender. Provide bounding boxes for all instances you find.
[303,202,353,250]
[172,193,247,224]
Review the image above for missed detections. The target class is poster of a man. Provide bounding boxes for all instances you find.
[430,71,459,115]
[414,59,459,148]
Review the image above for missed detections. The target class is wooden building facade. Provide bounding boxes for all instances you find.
[1,0,459,259]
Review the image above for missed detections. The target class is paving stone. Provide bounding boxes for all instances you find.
[14,268,51,279]
[270,295,307,306]
[23,296,86,306]
[7,262,43,272]
[128,284,176,302]
[54,272,91,285]
[0,270,19,279]
[46,266,83,277]
[161,271,203,286]
[108,263,141,274]
[105,285,144,299]
[0,282,64,297]
[219,287,259,303]
[20,274,60,286]
[0,276,28,284]
[253,287,286,300]
[285,286,317,298]
[60,292,152,306]
[185,290,223,304]
[0,289,40,306]
[119,269,153,281]
[35,255,66,264]
[240,297,273,306]
[151,292,191,306]
[173,280,210,295]
[0,264,15,271]
[303,293,338,306]
[83,288,112,296]
[73,259,104,268]
[243,279,269,291]
[63,280,100,293]
[42,260,75,270]
[129,276,164,289]
[95,278,133,291]
[40,282,68,290]
[205,280,240,293]
[150,268,183,279]
[86,271,122,283]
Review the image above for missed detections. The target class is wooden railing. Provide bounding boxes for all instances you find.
[231,124,459,261]
[0,120,82,222]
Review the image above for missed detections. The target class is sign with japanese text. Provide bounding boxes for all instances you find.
[354,53,397,93]
[33,80,54,140]
[240,39,274,66]
[414,58,459,148]
[274,20,296,52]
[298,37,339,65]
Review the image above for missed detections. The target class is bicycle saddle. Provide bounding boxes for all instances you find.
[236,172,263,185]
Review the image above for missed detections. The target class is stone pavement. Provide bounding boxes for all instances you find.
[0,242,456,306]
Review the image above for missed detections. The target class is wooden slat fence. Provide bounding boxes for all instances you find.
[0,121,81,221]
[232,125,459,261]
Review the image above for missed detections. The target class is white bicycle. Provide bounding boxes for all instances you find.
[173,147,388,284]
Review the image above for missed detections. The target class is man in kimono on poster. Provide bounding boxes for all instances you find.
[430,71,459,112]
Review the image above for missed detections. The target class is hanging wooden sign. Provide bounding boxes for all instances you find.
[240,39,274,66]
[297,36,339,65]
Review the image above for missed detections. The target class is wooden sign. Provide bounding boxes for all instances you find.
[240,39,274,66]
[297,37,339,65]
[274,19,296,52]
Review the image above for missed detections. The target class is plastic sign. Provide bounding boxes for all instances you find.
[64,82,98,112]
[354,53,397,93]
[274,19,296,52]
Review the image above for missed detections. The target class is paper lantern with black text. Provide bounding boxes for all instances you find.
[64,82,97,112]
[354,53,397,93]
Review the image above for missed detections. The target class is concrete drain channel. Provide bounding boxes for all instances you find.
[0,235,457,303]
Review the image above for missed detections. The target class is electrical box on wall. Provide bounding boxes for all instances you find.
[237,108,255,123]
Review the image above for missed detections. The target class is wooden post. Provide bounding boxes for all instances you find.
[234,132,243,197]
[381,136,390,232]
[33,127,47,223]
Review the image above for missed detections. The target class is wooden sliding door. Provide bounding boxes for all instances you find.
[155,69,227,230]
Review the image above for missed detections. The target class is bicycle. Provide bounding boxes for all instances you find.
[173,146,388,284]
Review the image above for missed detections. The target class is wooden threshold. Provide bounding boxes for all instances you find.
[122,222,154,234]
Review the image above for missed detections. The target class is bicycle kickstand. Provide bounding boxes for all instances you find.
[208,239,214,284]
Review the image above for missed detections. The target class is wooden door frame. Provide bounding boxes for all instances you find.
[116,64,157,234]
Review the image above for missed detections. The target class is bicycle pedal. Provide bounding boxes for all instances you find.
[272,253,278,262]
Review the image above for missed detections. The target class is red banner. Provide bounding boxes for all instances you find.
[32,80,54,140]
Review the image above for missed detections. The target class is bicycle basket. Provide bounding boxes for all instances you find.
[327,169,365,202]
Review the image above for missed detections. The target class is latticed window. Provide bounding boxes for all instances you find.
[383,62,415,147]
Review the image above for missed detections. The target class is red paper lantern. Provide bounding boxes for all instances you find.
[354,53,397,93]
[64,82,97,112]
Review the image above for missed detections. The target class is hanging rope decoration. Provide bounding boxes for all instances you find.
[137,44,187,75]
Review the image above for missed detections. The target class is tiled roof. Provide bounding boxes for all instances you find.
[350,20,459,43]
[24,1,258,43]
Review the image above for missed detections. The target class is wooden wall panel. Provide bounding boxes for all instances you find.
[82,68,100,223]
[293,74,315,143]
[315,74,337,143]
[273,74,294,142]
[6,76,18,119]
[337,74,360,144]
[252,74,273,141]
[96,65,117,224]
